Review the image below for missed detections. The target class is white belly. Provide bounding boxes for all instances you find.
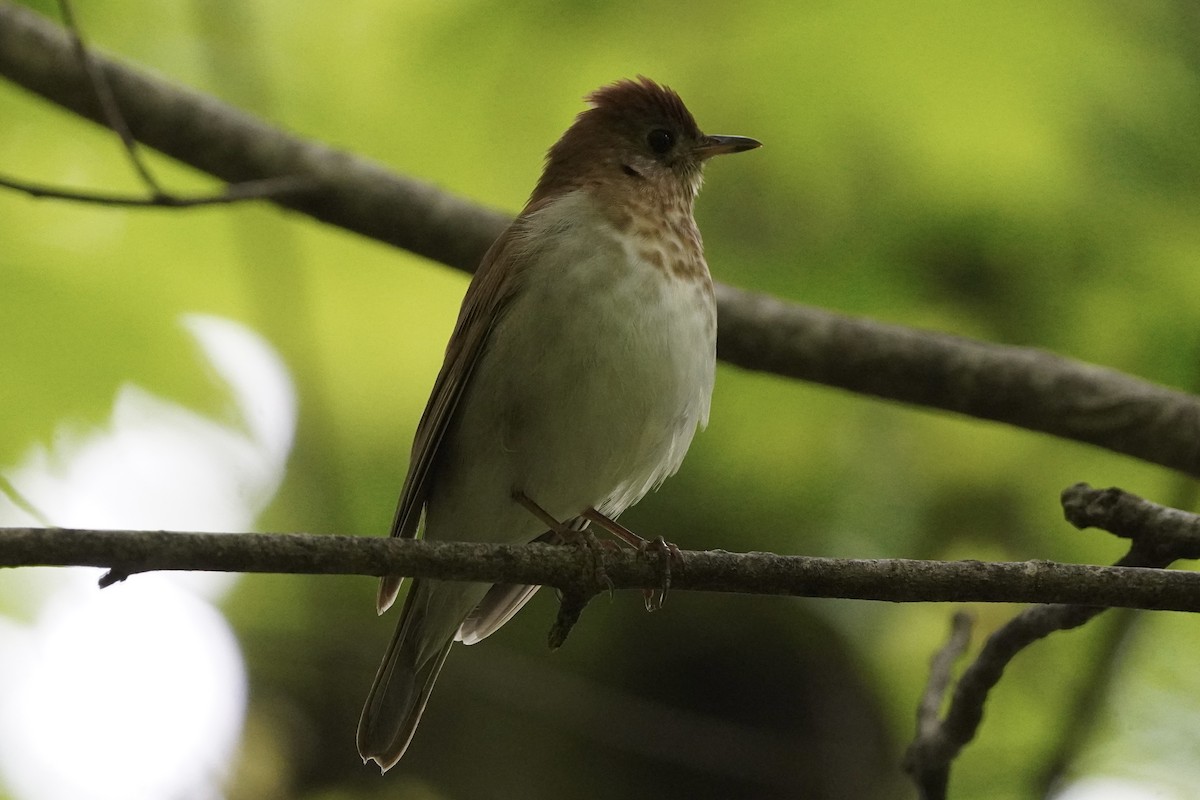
[424,191,715,544]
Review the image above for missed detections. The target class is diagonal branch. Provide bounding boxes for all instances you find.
[0,1,509,272]
[53,0,163,194]
[3,3,1200,478]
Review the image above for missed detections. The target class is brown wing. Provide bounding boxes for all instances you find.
[376,219,530,613]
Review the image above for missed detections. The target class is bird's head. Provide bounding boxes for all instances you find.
[531,77,760,207]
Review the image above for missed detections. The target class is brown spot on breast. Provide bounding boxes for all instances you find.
[670,254,711,281]
[634,222,661,240]
[607,207,634,233]
[639,248,667,270]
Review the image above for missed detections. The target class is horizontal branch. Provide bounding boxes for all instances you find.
[3,4,1200,477]
[0,171,315,207]
[4,526,1200,612]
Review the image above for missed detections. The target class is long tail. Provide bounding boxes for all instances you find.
[357,579,456,770]
[359,529,567,767]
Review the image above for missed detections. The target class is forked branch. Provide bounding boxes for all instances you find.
[904,484,1200,798]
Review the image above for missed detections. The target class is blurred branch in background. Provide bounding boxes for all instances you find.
[0,1,315,207]
[52,0,161,193]
[0,2,508,272]
[0,171,314,207]
[2,2,1200,484]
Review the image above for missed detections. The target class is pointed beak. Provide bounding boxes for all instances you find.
[695,134,762,159]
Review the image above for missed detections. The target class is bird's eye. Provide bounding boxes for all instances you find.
[647,128,674,155]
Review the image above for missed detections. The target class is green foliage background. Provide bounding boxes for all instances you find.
[3,1,1200,798]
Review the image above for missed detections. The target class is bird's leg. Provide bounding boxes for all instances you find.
[582,507,682,612]
[511,489,569,534]
[580,507,645,548]
[511,489,612,590]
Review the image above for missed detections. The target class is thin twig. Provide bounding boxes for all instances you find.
[1061,482,1200,559]
[1035,474,1200,793]
[36,1,310,210]
[1038,480,1200,794]
[908,603,1109,798]
[909,612,974,800]
[55,0,163,195]
[915,611,973,741]
[0,172,316,207]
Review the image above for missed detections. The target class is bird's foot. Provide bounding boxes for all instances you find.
[513,490,614,594]
[639,535,683,611]
[582,507,680,611]
[513,491,680,612]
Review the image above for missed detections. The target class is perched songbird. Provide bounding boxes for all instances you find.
[358,77,760,769]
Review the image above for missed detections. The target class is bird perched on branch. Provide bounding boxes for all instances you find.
[358,76,760,769]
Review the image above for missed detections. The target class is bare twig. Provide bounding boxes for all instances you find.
[909,612,974,800]
[1,520,1200,611]
[713,286,1200,482]
[1061,482,1200,559]
[548,588,593,649]
[0,172,315,207]
[904,484,1200,797]
[15,2,310,210]
[0,2,509,269]
[54,0,162,194]
[915,611,974,741]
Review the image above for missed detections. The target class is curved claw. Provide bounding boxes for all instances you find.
[641,536,682,611]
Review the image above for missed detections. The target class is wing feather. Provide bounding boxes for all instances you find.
[376,218,532,612]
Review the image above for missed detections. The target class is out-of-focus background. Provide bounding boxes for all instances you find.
[3,2,1200,799]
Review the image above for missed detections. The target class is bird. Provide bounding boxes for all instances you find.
[357,76,760,770]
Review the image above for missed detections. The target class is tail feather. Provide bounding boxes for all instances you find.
[377,575,403,614]
[456,527,572,644]
[360,527,570,766]
[357,581,455,770]
[458,583,541,645]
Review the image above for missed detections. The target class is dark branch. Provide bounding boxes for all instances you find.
[714,286,1200,480]
[904,484,1199,797]
[1,519,1200,611]
[1061,481,1200,559]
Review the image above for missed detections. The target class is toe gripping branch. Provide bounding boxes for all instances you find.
[512,491,682,647]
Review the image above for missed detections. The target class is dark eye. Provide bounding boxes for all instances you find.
[647,128,674,155]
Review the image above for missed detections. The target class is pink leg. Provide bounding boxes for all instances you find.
[582,508,681,611]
